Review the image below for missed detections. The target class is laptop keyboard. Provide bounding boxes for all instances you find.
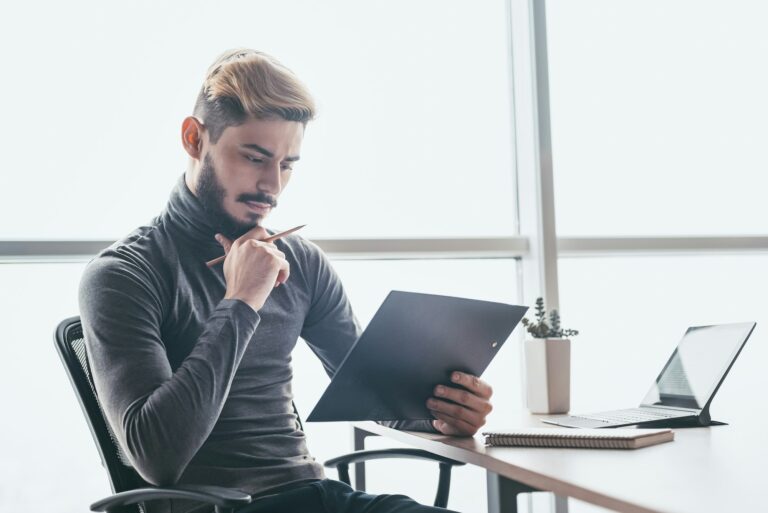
[568,407,687,425]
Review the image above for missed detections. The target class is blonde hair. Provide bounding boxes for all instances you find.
[193,49,316,142]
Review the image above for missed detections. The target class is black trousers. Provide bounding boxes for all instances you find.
[237,479,460,513]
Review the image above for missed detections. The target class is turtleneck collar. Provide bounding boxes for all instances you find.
[162,174,224,254]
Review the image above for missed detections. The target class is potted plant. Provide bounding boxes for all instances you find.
[521,297,579,414]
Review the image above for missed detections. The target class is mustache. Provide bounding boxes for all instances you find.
[237,192,278,208]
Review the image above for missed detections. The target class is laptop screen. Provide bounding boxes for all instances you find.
[641,322,755,410]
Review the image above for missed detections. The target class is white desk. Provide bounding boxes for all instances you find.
[352,411,766,513]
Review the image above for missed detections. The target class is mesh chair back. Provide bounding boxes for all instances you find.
[54,316,148,512]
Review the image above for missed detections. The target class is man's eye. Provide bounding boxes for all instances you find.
[280,164,294,172]
[245,155,263,164]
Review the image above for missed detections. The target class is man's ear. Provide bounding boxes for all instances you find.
[181,116,205,159]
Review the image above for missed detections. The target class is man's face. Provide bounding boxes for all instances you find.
[194,116,304,239]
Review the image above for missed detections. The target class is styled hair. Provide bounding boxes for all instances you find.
[193,49,316,142]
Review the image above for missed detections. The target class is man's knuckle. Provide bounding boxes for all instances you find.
[460,390,471,403]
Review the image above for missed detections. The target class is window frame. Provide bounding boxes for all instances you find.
[2,0,768,309]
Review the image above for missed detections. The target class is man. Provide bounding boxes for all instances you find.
[79,49,493,513]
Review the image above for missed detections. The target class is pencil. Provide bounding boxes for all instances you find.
[205,224,306,268]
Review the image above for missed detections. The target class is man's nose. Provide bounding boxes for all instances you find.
[258,162,283,196]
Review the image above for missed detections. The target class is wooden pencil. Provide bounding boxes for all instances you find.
[205,224,306,267]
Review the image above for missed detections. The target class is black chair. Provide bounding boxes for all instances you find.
[55,316,463,513]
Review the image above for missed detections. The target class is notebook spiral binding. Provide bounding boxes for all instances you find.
[484,433,637,449]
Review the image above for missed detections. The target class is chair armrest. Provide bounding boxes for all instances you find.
[324,448,464,468]
[90,484,252,512]
[324,449,464,509]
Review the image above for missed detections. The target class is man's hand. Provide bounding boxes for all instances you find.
[426,371,493,436]
[215,226,290,312]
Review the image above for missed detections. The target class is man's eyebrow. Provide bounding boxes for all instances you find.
[241,143,300,162]
[241,144,274,158]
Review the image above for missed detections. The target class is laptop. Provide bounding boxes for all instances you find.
[307,290,528,421]
[543,322,756,429]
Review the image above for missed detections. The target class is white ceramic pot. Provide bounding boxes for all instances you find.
[524,338,571,414]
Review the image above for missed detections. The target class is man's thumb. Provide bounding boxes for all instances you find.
[214,233,233,253]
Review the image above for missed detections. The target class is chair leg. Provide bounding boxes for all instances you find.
[433,463,453,508]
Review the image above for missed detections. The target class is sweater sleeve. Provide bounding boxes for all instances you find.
[79,255,260,485]
[298,239,362,376]
[297,240,436,433]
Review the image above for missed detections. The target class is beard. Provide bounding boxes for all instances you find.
[196,155,277,240]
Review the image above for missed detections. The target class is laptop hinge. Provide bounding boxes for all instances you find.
[641,404,700,414]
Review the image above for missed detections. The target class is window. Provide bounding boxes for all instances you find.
[0,2,517,511]
[0,0,515,240]
[547,0,768,236]
[0,263,109,509]
[558,255,768,417]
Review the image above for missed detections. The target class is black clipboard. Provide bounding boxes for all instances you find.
[307,290,528,422]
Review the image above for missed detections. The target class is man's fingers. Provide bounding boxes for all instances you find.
[430,411,478,436]
[427,397,485,427]
[428,374,494,437]
[274,258,290,288]
[433,384,493,415]
[232,239,289,288]
[433,418,473,437]
[246,239,284,257]
[262,246,289,287]
[450,371,493,400]
[217,226,285,257]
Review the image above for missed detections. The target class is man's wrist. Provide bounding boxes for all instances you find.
[223,294,262,313]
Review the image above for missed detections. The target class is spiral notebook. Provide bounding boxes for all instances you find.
[483,428,674,449]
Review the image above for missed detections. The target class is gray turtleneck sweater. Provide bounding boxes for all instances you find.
[79,176,431,513]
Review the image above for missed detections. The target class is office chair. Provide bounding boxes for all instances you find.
[55,316,463,513]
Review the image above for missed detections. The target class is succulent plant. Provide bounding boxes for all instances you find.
[521,297,579,339]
